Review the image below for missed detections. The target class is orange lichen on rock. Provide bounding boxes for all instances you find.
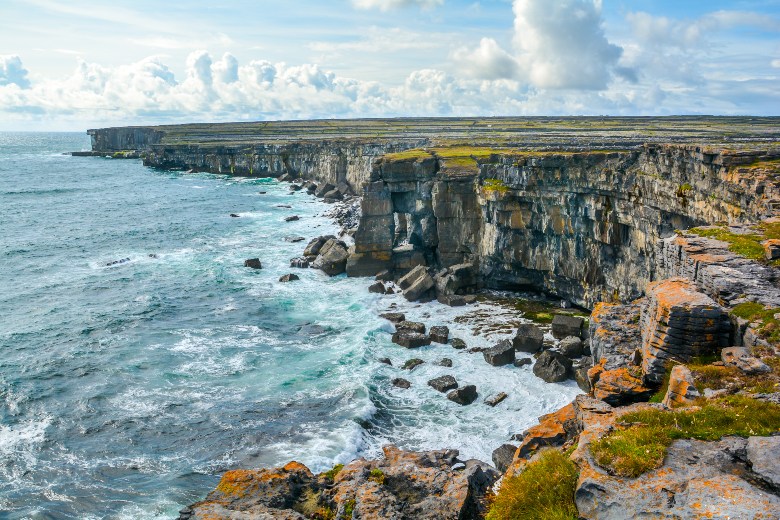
[593,367,653,406]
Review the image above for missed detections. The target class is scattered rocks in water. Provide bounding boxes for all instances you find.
[551,314,584,339]
[368,281,386,294]
[284,236,305,243]
[428,375,458,393]
[378,357,392,366]
[467,346,486,354]
[148,254,158,259]
[243,258,262,269]
[429,326,450,344]
[438,358,453,367]
[258,191,267,194]
[514,357,532,367]
[721,346,771,375]
[289,257,310,268]
[105,257,131,267]
[559,336,584,358]
[311,238,349,276]
[492,443,518,473]
[483,340,516,366]
[303,235,334,257]
[533,350,573,383]
[447,385,478,405]
[276,204,291,208]
[399,265,435,302]
[279,273,299,282]
[437,294,478,307]
[392,331,431,348]
[396,321,426,334]
[449,338,467,350]
[284,215,300,222]
[513,323,544,353]
[229,213,240,218]
[375,270,393,282]
[484,392,508,407]
[380,312,405,323]
[289,183,303,191]
[392,378,411,389]
[402,358,424,370]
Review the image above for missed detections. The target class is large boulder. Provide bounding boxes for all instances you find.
[483,340,515,366]
[428,375,458,393]
[311,239,349,276]
[244,258,262,269]
[392,332,430,348]
[662,364,700,408]
[429,326,449,344]
[399,265,435,301]
[396,321,426,334]
[303,235,336,257]
[492,444,518,473]
[513,324,544,353]
[721,346,771,375]
[559,336,584,358]
[589,301,643,371]
[447,385,478,405]
[592,367,654,406]
[532,350,573,383]
[551,314,584,339]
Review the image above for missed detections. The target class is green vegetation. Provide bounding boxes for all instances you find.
[590,395,780,478]
[343,499,356,517]
[382,149,433,161]
[731,301,780,344]
[482,178,510,194]
[295,489,335,520]
[648,362,677,403]
[368,468,385,485]
[676,183,693,197]
[321,463,344,482]
[486,449,579,520]
[688,226,767,261]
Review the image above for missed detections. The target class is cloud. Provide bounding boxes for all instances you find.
[452,38,519,80]
[351,0,443,11]
[512,0,623,90]
[0,55,31,89]
[773,59,780,69]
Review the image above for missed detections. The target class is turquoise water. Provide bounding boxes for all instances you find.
[0,133,580,519]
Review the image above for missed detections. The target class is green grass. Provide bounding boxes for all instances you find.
[368,468,385,485]
[486,449,579,520]
[320,463,344,482]
[483,178,510,193]
[590,395,780,478]
[382,149,433,161]
[731,301,780,344]
[344,499,356,517]
[688,226,766,260]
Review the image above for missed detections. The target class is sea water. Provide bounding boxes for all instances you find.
[0,132,581,519]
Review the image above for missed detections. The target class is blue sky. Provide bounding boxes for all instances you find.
[1,0,779,130]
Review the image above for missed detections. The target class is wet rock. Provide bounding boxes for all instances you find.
[289,257,310,268]
[392,378,411,389]
[484,392,508,407]
[311,238,349,276]
[447,385,478,405]
[532,350,573,383]
[428,375,458,393]
[437,294,472,306]
[402,358,424,370]
[379,312,405,323]
[399,265,434,302]
[378,357,392,366]
[721,346,771,375]
[289,183,302,191]
[551,314,584,339]
[368,281,386,294]
[559,336,584,358]
[662,364,700,407]
[438,358,453,367]
[229,213,239,217]
[483,339,515,366]
[106,257,131,266]
[279,273,300,282]
[513,324,544,353]
[303,235,335,257]
[284,236,305,243]
[392,332,430,348]
[433,263,478,298]
[514,357,532,367]
[746,436,780,490]
[429,326,449,344]
[375,270,393,282]
[244,258,262,269]
[492,444,517,473]
[396,321,426,334]
[449,338,467,350]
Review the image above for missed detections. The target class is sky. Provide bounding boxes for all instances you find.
[1,0,779,130]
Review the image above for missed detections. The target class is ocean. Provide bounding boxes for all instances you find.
[0,132,580,519]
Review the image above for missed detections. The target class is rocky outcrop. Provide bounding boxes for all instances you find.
[662,364,700,407]
[181,446,499,520]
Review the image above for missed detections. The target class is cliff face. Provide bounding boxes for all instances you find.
[350,146,780,308]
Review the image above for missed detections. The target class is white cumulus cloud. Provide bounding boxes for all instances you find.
[452,38,519,80]
[0,55,31,89]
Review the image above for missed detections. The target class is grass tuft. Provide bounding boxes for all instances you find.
[486,449,579,520]
[590,395,780,478]
[731,301,780,344]
[368,468,385,485]
[320,463,344,482]
[483,178,510,193]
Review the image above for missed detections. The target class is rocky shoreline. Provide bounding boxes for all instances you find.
[80,118,780,519]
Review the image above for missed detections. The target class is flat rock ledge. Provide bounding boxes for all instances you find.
[179,446,499,520]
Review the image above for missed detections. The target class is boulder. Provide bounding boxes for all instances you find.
[492,444,517,473]
[229,213,239,217]
[514,404,577,460]
[392,378,411,389]
[279,273,299,282]
[375,270,393,282]
[532,350,573,383]
[589,301,643,371]
[428,375,458,393]
[378,357,392,366]
[399,265,435,301]
[484,392,508,407]
[449,338,467,350]
[513,324,544,353]
[551,315,584,339]
[303,235,335,257]
[558,336,584,358]
[438,358,453,367]
[392,332,430,348]
[573,357,594,393]
[437,294,474,306]
[746,436,780,490]
[244,258,262,269]
[289,183,302,191]
[290,257,310,268]
[721,346,771,375]
[514,357,532,367]
[398,265,427,290]
[402,358,424,370]
[368,281,386,294]
[380,312,405,323]
[593,367,654,406]
[447,385,478,405]
[311,239,349,276]
[396,321,426,334]
[314,183,335,198]
[662,364,700,408]
[322,189,343,201]
[429,326,449,344]
[483,340,515,366]
[284,215,300,222]
[284,236,305,243]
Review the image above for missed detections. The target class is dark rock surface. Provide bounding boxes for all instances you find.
[391,332,430,348]
[449,338,467,350]
[392,378,411,389]
[279,273,299,282]
[429,326,449,344]
[551,315,584,339]
[491,444,517,473]
[483,340,515,367]
[244,258,262,269]
[447,385,478,405]
[513,324,544,353]
[402,358,424,370]
[532,350,573,383]
[428,375,458,393]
